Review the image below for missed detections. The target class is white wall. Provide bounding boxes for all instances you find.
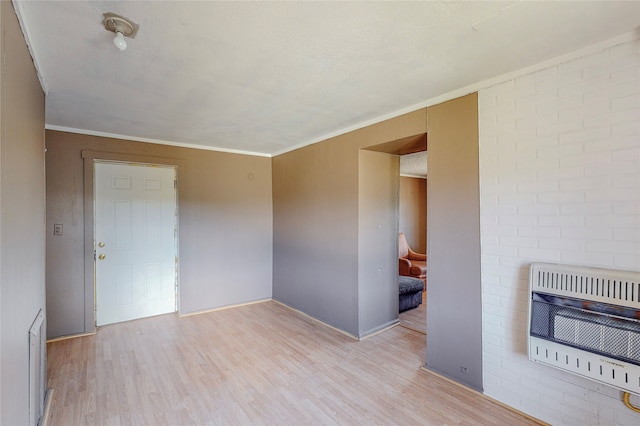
[479,36,639,425]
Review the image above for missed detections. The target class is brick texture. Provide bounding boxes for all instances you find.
[479,37,640,425]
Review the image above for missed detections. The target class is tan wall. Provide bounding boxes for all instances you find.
[399,176,426,253]
[425,93,482,390]
[0,2,47,424]
[272,137,360,334]
[272,110,426,336]
[358,150,399,335]
[46,131,273,338]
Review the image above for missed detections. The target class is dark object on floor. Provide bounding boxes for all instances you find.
[399,276,423,312]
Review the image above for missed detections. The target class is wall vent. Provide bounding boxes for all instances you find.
[528,263,640,395]
[29,309,46,426]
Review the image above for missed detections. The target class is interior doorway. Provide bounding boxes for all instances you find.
[94,162,178,326]
[360,134,427,336]
[398,151,427,334]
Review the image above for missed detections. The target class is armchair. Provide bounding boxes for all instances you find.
[398,232,426,286]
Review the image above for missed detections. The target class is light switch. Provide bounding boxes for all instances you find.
[53,224,63,236]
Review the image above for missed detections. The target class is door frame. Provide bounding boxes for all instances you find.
[82,150,186,332]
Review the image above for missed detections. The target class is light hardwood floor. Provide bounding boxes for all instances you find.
[399,292,426,334]
[46,300,540,425]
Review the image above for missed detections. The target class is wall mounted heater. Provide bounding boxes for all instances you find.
[528,263,640,395]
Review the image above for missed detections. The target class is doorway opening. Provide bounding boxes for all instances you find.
[398,150,427,334]
[361,134,427,336]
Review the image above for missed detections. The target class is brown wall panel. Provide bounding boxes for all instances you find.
[358,150,399,336]
[0,3,46,424]
[272,110,426,336]
[399,176,427,253]
[45,131,273,338]
[425,93,482,390]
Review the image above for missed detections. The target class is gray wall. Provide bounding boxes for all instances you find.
[0,2,47,424]
[358,150,399,336]
[46,131,273,338]
[272,110,426,337]
[425,93,482,391]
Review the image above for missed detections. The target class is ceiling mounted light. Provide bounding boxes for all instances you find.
[103,12,139,51]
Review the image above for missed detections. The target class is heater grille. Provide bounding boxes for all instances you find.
[528,263,640,395]
[531,296,640,365]
[531,263,639,308]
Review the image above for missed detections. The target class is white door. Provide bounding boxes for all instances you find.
[95,162,177,326]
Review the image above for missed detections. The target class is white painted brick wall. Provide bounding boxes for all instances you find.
[479,36,640,426]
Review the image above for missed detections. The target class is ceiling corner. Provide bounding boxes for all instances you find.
[11,0,48,94]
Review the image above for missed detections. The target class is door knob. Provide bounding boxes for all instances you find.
[98,254,106,260]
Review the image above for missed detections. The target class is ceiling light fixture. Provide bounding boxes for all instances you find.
[103,12,139,51]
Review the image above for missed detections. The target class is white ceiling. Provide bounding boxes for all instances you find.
[14,1,640,156]
[400,151,427,179]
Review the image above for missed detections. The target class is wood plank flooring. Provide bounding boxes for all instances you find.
[399,292,426,334]
[46,300,540,425]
